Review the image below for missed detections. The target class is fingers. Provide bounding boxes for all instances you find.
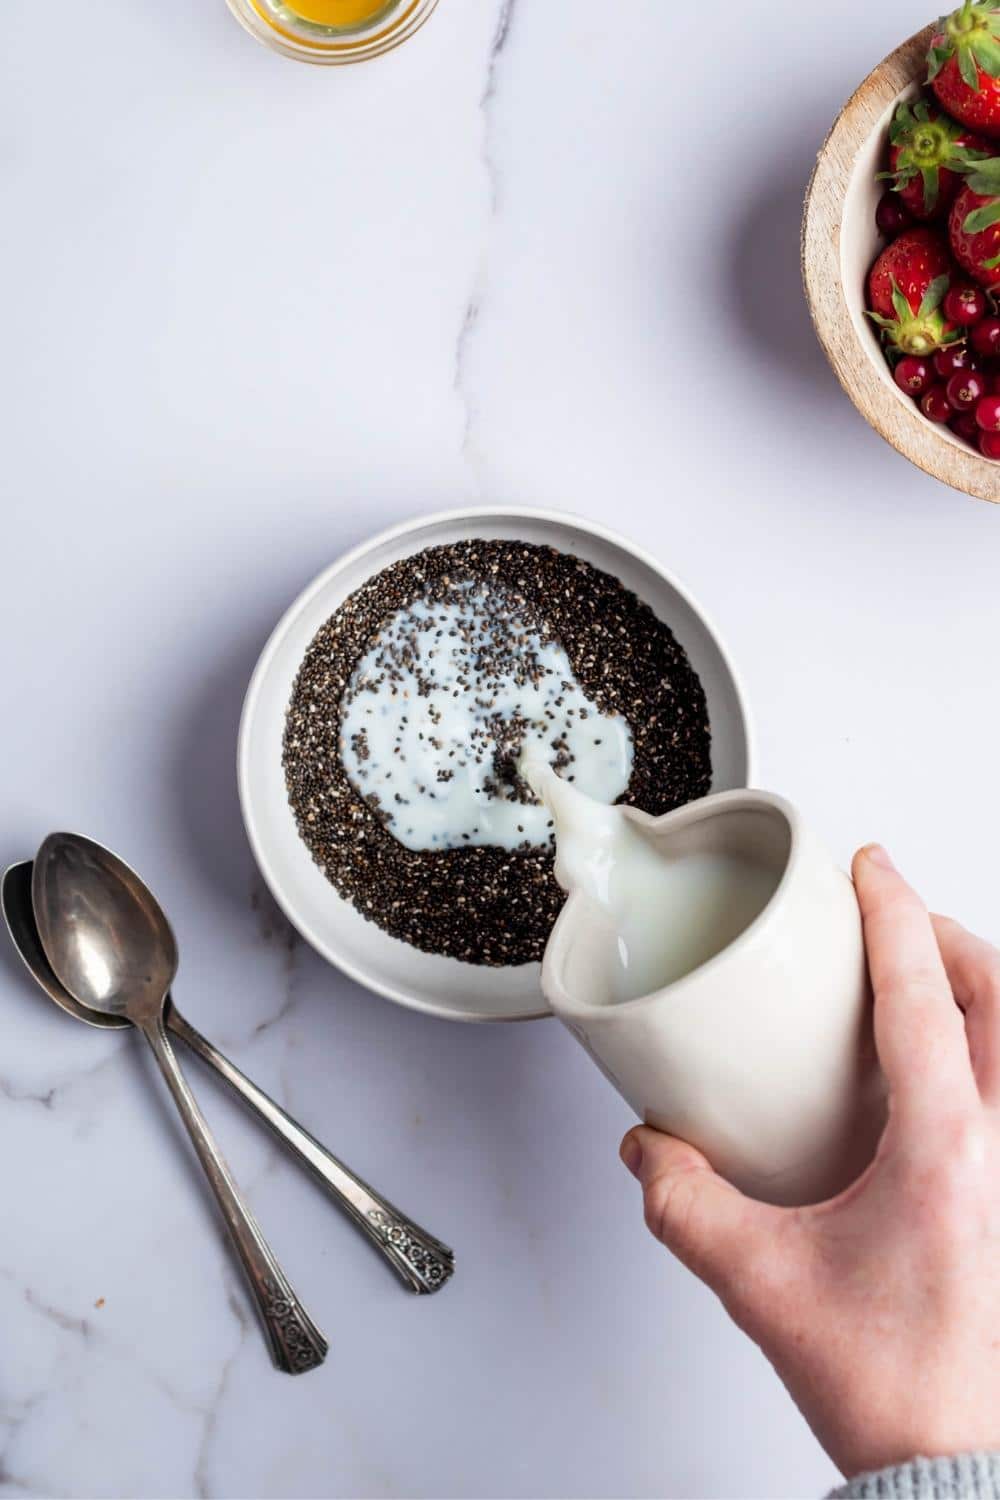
[620,1125,786,1307]
[931,914,1000,1103]
[852,845,977,1119]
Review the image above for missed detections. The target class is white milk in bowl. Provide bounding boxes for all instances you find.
[520,755,780,1004]
[339,582,633,853]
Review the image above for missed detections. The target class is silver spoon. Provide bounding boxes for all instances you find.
[31,832,328,1375]
[2,859,453,1295]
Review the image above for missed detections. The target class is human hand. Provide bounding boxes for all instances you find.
[620,843,1000,1478]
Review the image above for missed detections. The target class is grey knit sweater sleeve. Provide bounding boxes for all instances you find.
[829,1454,1000,1498]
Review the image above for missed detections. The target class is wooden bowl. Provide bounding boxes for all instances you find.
[802,23,1000,503]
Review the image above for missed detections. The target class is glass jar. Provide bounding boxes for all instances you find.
[225,0,440,65]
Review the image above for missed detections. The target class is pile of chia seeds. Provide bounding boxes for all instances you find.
[282,539,712,967]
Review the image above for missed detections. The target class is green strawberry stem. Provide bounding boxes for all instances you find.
[960,157,1000,250]
[965,156,1000,193]
[963,194,1000,229]
[867,275,959,356]
[879,98,989,210]
[928,1,1000,87]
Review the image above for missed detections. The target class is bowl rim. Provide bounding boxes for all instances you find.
[801,21,1000,504]
[236,505,755,1022]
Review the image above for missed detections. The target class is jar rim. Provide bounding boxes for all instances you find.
[225,0,440,64]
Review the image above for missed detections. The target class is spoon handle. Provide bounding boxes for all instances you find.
[166,1005,454,1296]
[138,1013,328,1375]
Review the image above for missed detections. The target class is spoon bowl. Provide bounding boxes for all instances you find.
[32,833,177,1023]
[2,862,127,1030]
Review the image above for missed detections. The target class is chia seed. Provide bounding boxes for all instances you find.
[282,540,711,967]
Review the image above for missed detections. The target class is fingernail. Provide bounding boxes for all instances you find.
[863,843,896,871]
[620,1134,643,1178]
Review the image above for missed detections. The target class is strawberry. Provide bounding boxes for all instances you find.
[879,97,988,218]
[866,227,960,355]
[949,156,1000,285]
[928,1,1000,137]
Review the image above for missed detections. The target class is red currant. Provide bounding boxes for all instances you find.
[933,345,977,378]
[971,318,1000,358]
[893,356,933,395]
[976,393,1000,429]
[921,385,953,422]
[875,192,912,236]
[946,369,988,410]
[950,411,980,442]
[980,429,1000,458]
[943,283,988,327]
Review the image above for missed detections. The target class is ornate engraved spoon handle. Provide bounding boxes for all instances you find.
[139,1012,328,1374]
[167,1002,454,1296]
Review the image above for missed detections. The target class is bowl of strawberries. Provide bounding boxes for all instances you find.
[803,2,1000,502]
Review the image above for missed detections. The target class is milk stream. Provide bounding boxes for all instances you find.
[520,754,779,1005]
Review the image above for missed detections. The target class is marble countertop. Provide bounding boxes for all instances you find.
[4,1,1000,1495]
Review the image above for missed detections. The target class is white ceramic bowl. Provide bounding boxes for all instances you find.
[238,507,752,1022]
[803,23,1000,503]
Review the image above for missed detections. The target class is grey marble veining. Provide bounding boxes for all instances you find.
[454,1,518,485]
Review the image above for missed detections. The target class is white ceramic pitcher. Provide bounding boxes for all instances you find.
[540,789,887,1207]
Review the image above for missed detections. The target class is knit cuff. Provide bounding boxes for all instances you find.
[830,1453,1000,1499]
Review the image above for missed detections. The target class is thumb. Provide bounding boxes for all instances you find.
[621,1125,783,1301]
